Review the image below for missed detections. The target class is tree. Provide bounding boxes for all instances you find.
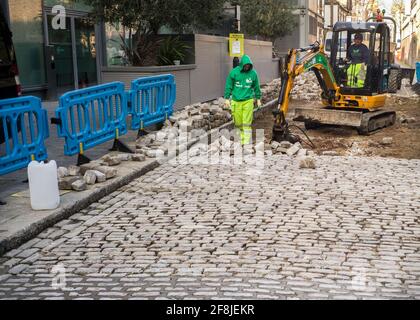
[82,0,225,65]
[391,0,405,43]
[239,0,297,43]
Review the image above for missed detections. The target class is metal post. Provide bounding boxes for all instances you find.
[235,4,241,32]
[71,17,78,90]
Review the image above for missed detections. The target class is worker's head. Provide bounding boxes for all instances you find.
[242,64,252,72]
[240,55,254,73]
[354,33,363,45]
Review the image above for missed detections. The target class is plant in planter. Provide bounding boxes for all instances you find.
[83,0,225,66]
[157,37,191,66]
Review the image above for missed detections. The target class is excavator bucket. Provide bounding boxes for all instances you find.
[294,107,396,135]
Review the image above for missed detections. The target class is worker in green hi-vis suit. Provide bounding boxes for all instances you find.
[224,55,262,146]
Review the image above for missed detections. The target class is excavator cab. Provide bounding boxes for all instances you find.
[331,22,391,97]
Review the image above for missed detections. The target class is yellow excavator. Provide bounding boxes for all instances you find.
[273,21,398,143]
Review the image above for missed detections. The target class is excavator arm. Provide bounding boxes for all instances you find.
[273,42,340,143]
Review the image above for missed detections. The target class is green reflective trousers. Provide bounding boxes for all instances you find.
[231,99,254,145]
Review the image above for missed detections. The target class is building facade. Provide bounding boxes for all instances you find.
[1,0,280,104]
[274,0,325,55]
[325,0,352,28]
[1,0,105,99]
[401,0,419,68]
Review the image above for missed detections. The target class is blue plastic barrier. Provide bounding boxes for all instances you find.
[0,96,49,176]
[416,62,420,83]
[54,82,128,157]
[128,74,176,130]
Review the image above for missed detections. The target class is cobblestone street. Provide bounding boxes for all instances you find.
[0,154,419,300]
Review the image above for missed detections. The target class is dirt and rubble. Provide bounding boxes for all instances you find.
[255,94,420,160]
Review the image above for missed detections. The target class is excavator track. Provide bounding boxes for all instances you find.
[357,110,397,135]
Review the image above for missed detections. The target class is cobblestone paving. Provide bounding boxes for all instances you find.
[0,154,419,300]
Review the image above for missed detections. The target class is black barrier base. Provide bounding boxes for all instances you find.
[110,139,134,154]
[77,154,91,166]
[137,129,149,139]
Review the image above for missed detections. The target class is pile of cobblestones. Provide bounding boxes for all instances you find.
[57,153,147,192]
[258,72,323,102]
[261,78,282,103]
[290,72,322,101]
[271,140,316,169]
[134,77,285,159]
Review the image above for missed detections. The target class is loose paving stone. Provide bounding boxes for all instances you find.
[116,154,133,162]
[57,167,69,179]
[286,142,302,157]
[381,137,394,146]
[0,154,419,299]
[79,161,103,175]
[95,167,117,180]
[132,154,146,162]
[59,176,82,191]
[84,171,97,185]
[322,151,340,156]
[102,155,122,166]
[92,171,107,183]
[68,166,81,177]
[299,157,316,169]
[71,180,87,192]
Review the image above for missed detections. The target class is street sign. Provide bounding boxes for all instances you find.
[229,33,244,57]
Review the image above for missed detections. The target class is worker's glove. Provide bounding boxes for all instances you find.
[224,99,231,110]
[256,99,262,111]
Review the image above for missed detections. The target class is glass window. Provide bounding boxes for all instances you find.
[9,0,46,87]
[105,24,129,66]
[334,31,348,62]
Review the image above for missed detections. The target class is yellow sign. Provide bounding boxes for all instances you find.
[229,33,244,57]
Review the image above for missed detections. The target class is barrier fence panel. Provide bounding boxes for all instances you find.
[0,96,49,176]
[128,74,176,131]
[54,82,128,160]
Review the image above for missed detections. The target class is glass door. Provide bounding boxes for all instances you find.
[46,14,98,94]
[47,15,75,94]
[75,18,97,88]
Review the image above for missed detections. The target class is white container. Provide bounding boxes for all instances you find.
[28,160,60,211]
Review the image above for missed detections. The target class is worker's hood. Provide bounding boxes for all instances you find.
[240,55,254,71]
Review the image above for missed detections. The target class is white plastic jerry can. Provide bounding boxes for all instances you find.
[28,160,60,211]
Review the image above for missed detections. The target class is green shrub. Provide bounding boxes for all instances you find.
[157,37,190,66]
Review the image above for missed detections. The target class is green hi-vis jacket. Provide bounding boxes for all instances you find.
[224,55,262,102]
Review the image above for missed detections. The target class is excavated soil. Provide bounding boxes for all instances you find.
[254,96,420,160]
